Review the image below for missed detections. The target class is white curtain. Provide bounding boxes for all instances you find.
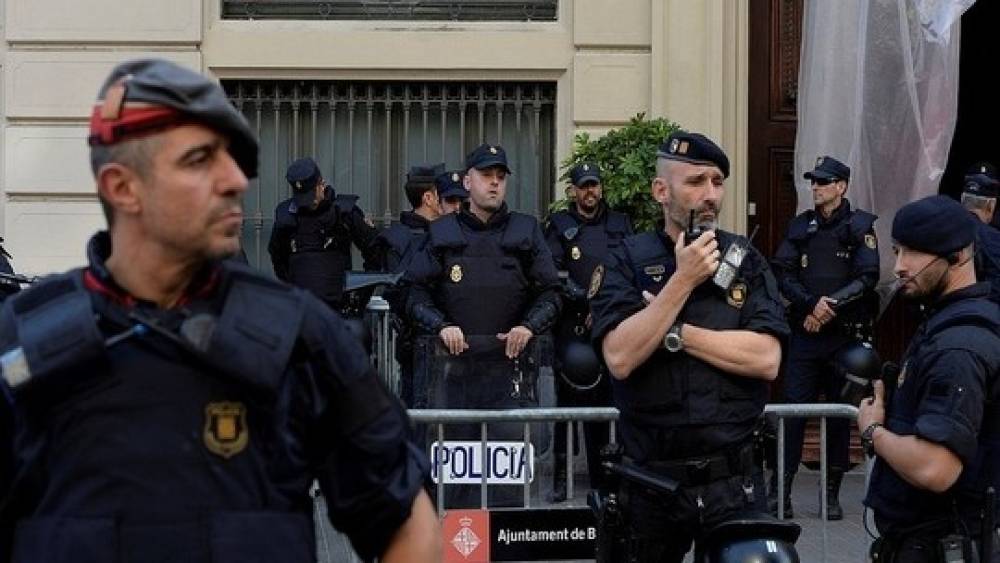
[795,0,975,282]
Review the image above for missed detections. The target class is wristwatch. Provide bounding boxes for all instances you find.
[862,422,883,458]
[664,323,684,353]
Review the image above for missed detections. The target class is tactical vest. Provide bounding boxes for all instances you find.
[427,212,536,337]
[611,231,768,439]
[549,209,630,288]
[2,269,317,563]
[285,194,359,305]
[867,297,1000,531]
[377,218,428,274]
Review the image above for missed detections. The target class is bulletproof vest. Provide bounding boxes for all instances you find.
[869,296,1000,529]
[286,195,357,305]
[377,217,428,274]
[550,209,630,288]
[427,212,536,337]
[611,231,768,438]
[2,269,316,563]
[787,212,854,297]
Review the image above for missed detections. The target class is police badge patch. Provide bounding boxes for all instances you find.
[727,281,748,309]
[571,246,582,260]
[865,233,877,249]
[450,264,463,283]
[801,254,808,269]
[588,264,605,299]
[204,401,248,459]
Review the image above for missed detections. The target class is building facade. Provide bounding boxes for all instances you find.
[1,0,748,274]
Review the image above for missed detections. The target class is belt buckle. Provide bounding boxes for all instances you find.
[686,459,712,485]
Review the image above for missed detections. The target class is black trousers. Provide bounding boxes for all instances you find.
[553,372,613,489]
[623,472,767,563]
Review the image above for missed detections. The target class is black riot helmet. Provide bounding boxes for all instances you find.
[559,339,602,391]
[834,341,882,405]
[702,518,801,563]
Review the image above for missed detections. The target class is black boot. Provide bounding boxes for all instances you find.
[768,471,795,519]
[549,453,567,503]
[823,469,844,521]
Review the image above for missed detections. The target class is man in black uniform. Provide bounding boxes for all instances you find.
[0,58,440,563]
[544,162,633,502]
[370,163,444,406]
[268,157,378,310]
[960,163,1000,303]
[436,169,468,215]
[770,155,879,519]
[590,131,789,562]
[0,239,19,303]
[861,195,1000,562]
[405,143,562,506]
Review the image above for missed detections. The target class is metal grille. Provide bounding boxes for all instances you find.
[221,1,557,21]
[223,79,557,271]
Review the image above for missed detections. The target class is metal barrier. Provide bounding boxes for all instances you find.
[765,402,864,563]
[409,407,620,514]
[366,295,401,396]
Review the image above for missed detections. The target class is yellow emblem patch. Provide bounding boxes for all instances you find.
[727,281,748,309]
[864,233,877,250]
[588,264,605,299]
[450,264,463,283]
[203,401,248,459]
[801,254,808,269]
[571,246,582,260]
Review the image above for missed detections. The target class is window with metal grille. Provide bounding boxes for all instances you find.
[221,1,557,21]
[223,80,557,271]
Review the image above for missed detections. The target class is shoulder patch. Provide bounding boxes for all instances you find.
[864,232,877,249]
[588,264,605,299]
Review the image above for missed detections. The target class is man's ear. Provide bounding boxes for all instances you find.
[97,163,142,217]
[652,177,670,205]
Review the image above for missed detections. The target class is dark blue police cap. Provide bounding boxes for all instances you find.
[286,157,322,207]
[465,143,511,173]
[435,170,468,199]
[407,163,445,185]
[805,155,850,183]
[569,162,601,186]
[892,195,976,257]
[657,131,730,178]
[90,58,258,179]
[963,161,1000,198]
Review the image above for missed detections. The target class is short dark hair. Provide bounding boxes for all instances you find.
[89,134,162,227]
[404,179,436,209]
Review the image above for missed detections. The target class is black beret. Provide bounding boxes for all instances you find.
[657,131,730,178]
[435,170,468,199]
[465,143,511,173]
[569,162,601,186]
[892,195,976,257]
[90,58,258,179]
[407,162,445,185]
[805,155,850,183]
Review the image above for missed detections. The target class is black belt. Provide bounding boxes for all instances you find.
[643,442,756,487]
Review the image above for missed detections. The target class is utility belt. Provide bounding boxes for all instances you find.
[870,519,999,563]
[643,441,757,488]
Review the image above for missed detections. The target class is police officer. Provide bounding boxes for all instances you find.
[960,162,1000,303]
[544,162,633,502]
[861,195,1000,562]
[436,169,468,214]
[370,163,444,406]
[0,239,19,302]
[268,157,378,310]
[590,131,789,562]
[404,143,562,507]
[0,58,441,563]
[770,155,879,519]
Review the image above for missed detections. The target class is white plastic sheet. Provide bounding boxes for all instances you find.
[794,0,974,282]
